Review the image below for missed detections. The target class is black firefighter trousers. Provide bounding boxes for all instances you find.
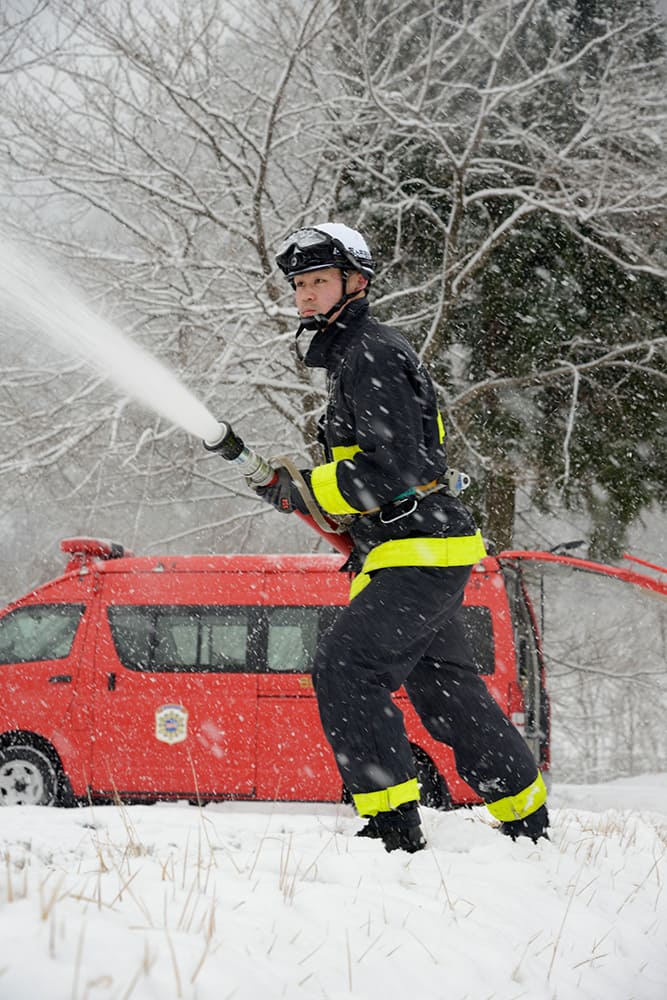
[312,564,540,816]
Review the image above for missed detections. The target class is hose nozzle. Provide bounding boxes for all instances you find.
[203,422,276,487]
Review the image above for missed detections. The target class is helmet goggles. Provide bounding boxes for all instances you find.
[276,227,374,280]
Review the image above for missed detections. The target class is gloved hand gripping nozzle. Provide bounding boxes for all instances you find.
[203,421,351,541]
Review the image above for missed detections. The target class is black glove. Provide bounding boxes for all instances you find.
[252,467,310,514]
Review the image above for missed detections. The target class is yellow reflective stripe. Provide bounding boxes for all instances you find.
[353,777,420,817]
[362,532,487,573]
[349,573,373,599]
[349,531,487,599]
[332,444,362,461]
[437,411,445,443]
[310,461,362,515]
[485,772,547,822]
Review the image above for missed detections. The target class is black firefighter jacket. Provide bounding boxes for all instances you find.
[303,298,486,583]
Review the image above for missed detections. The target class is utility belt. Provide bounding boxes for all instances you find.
[347,470,484,599]
[275,458,486,599]
[280,457,477,563]
[365,467,471,525]
[372,480,441,524]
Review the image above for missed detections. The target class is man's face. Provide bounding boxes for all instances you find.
[294,267,366,325]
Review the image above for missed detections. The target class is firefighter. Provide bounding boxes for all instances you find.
[253,222,549,852]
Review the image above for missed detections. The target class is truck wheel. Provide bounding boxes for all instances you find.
[0,743,60,806]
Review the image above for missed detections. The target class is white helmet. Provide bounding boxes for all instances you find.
[276,222,374,280]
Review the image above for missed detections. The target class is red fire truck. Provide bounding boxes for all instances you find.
[0,536,591,810]
[3,530,664,811]
[2,535,664,812]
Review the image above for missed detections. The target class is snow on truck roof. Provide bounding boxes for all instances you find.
[59,537,349,575]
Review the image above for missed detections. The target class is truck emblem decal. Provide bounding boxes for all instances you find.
[155,704,188,744]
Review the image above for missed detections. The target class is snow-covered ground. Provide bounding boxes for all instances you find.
[1,775,665,1000]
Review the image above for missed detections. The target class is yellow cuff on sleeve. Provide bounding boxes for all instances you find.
[310,461,361,516]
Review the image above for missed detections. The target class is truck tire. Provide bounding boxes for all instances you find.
[0,742,61,806]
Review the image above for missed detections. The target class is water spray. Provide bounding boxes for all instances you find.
[0,233,351,554]
[0,235,222,443]
[0,235,275,481]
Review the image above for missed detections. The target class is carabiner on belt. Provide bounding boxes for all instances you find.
[379,495,419,524]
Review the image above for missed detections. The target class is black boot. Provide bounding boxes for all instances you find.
[356,802,426,853]
[499,805,550,843]
[355,815,383,839]
[380,824,427,854]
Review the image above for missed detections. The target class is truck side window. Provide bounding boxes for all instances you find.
[265,607,321,672]
[0,604,84,664]
[459,606,494,675]
[107,606,261,673]
[106,604,344,673]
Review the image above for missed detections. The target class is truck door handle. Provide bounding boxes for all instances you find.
[48,674,72,684]
[107,673,117,691]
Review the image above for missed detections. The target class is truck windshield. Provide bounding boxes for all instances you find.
[0,604,84,663]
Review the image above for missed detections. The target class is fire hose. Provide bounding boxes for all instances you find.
[203,421,471,559]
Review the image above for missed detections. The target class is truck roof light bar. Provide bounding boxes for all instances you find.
[60,537,132,562]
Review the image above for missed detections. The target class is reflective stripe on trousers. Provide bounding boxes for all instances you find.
[485,772,548,822]
[350,530,487,599]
